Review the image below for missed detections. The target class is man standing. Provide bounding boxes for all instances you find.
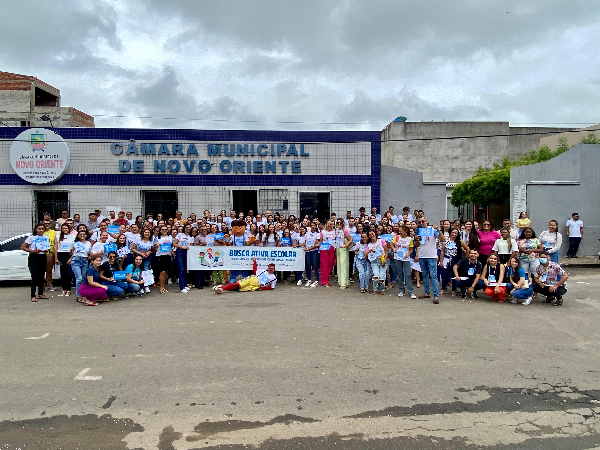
[344,211,352,228]
[114,211,128,226]
[566,213,583,258]
[86,212,99,233]
[126,211,135,225]
[56,210,69,230]
[415,217,445,304]
[502,219,519,241]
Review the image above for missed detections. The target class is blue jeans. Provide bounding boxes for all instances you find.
[440,255,458,292]
[71,256,89,297]
[507,282,533,299]
[127,282,141,293]
[419,258,439,297]
[370,260,386,291]
[393,259,414,295]
[142,254,152,271]
[389,259,398,284]
[456,278,485,296]
[355,257,370,290]
[305,251,320,281]
[101,280,127,296]
[550,252,560,263]
[176,249,188,290]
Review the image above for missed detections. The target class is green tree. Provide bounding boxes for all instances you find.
[450,140,580,207]
[580,133,600,144]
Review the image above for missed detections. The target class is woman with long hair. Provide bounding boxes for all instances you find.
[461,220,480,251]
[153,225,173,294]
[55,223,75,297]
[319,220,336,287]
[334,219,353,289]
[506,256,533,305]
[480,253,506,302]
[518,227,543,276]
[21,223,50,302]
[365,231,388,295]
[477,220,501,265]
[492,227,518,265]
[354,233,370,293]
[539,220,563,264]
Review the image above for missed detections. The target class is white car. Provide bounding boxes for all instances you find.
[0,233,32,281]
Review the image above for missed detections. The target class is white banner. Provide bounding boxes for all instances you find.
[187,246,305,271]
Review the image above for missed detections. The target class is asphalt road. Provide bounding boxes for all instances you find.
[1,269,599,450]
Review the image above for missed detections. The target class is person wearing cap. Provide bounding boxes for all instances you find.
[114,211,128,226]
[214,258,277,293]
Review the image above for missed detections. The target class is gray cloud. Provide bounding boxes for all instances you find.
[1,0,599,130]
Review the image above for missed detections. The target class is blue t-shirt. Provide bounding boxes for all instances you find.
[508,267,528,281]
[83,267,100,285]
[125,264,141,281]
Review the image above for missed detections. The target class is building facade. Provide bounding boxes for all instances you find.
[510,144,600,257]
[0,71,94,128]
[0,127,379,240]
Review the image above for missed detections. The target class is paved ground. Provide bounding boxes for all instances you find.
[1,269,600,450]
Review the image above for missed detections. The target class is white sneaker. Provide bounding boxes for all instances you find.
[310,281,319,288]
[144,286,150,294]
[398,292,404,297]
[522,296,532,305]
[181,288,189,293]
[297,280,303,286]
[305,280,312,287]
[214,286,223,294]
[168,279,172,285]
[410,294,417,299]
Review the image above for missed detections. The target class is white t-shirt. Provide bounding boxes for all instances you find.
[393,236,412,261]
[175,233,191,249]
[57,235,75,253]
[91,241,112,264]
[416,226,439,259]
[320,230,336,245]
[72,240,91,258]
[124,232,140,248]
[256,268,277,289]
[155,236,173,256]
[566,219,583,237]
[539,231,562,254]
[262,234,277,247]
[134,238,153,254]
[91,228,116,243]
[492,238,518,255]
[305,231,319,250]
[25,235,50,253]
[367,239,386,262]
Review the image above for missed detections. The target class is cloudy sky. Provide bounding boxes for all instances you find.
[1,0,599,130]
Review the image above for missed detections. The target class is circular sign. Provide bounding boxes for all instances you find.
[10,128,70,184]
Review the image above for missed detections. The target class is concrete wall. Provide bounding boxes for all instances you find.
[540,124,600,149]
[381,121,570,183]
[510,144,600,256]
[380,165,446,224]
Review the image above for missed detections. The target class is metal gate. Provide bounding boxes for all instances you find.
[258,189,288,213]
[34,191,70,224]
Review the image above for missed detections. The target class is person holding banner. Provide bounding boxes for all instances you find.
[55,224,75,297]
[174,224,193,293]
[304,223,320,287]
[392,225,417,298]
[21,223,51,302]
[99,251,128,298]
[354,233,370,293]
[319,220,336,287]
[125,255,146,295]
[365,231,388,295]
[90,231,114,265]
[480,253,506,302]
[214,258,277,293]
[334,219,353,289]
[153,226,174,294]
[415,218,445,304]
[70,230,92,303]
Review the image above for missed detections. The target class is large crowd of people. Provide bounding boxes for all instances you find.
[21,206,581,307]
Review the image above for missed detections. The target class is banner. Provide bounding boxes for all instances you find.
[187,246,305,271]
